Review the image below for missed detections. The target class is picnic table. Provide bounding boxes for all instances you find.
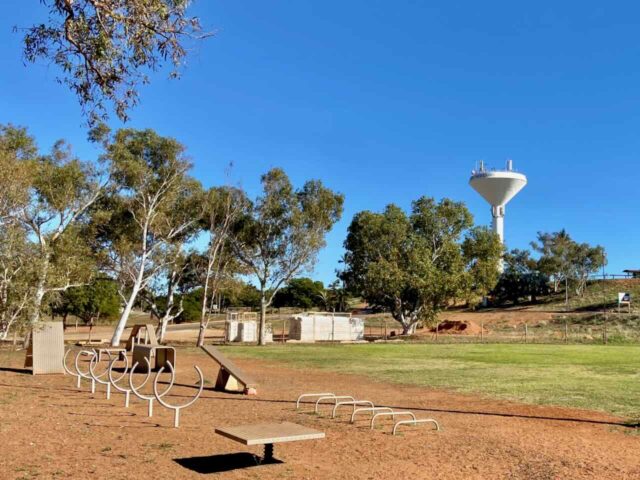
[215,422,325,463]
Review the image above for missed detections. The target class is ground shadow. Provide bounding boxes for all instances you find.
[174,452,282,474]
[0,367,31,375]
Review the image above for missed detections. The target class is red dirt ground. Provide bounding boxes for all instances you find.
[1,348,639,479]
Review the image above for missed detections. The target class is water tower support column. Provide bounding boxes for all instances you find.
[491,205,505,243]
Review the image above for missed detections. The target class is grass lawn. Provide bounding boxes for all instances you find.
[223,343,640,418]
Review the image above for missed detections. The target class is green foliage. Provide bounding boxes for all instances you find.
[532,230,606,297]
[0,124,104,326]
[23,1,210,123]
[0,223,36,338]
[230,168,344,344]
[492,249,550,304]
[342,197,501,333]
[272,278,325,309]
[55,278,120,324]
[179,289,203,323]
[461,226,504,304]
[218,281,262,310]
[94,127,204,345]
[321,280,353,312]
[0,125,35,219]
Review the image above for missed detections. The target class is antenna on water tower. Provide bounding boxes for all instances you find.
[469,159,527,271]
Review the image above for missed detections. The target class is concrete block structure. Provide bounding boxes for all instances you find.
[288,313,364,342]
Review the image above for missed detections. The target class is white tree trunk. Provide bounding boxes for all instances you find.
[259,295,267,346]
[29,254,50,326]
[111,277,143,346]
[197,265,212,347]
[159,314,169,344]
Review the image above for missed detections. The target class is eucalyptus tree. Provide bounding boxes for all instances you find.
[570,242,606,296]
[0,125,34,222]
[342,197,502,334]
[230,168,344,345]
[492,249,550,305]
[461,225,504,304]
[23,0,211,124]
[96,128,202,346]
[531,230,573,293]
[53,278,120,327]
[0,224,35,340]
[195,186,246,346]
[532,230,606,300]
[139,176,204,343]
[0,125,105,326]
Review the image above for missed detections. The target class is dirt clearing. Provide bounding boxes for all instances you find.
[0,348,639,479]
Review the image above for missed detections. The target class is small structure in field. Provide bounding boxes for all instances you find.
[225,311,259,343]
[288,312,364,342]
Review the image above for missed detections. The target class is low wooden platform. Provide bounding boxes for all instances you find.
[132,345,175,372]
[215,422,324,462]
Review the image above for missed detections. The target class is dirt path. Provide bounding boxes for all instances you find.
[1,349,638,479]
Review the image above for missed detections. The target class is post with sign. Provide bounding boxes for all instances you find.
[618,292,631,314]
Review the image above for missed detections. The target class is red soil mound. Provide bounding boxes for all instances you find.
[431,319,485,335]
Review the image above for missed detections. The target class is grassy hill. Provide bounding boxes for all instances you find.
[534,278,640,314]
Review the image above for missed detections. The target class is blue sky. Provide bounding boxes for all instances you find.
[1,2,639,283]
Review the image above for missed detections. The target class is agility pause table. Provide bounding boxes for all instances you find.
[215,422,324,463]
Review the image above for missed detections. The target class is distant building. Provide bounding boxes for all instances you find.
[623,269,640,278]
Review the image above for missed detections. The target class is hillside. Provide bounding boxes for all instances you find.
[534,278,640,314]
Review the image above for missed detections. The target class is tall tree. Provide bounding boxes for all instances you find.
[532,230,606,300]
[461,226,504,304]
[272,278,325,309]
[342,198,501,334]
[0,125,34,223]
[95,128,201,346]
[22,0,211,124]
[1,125,105,326]
[139,177,204,343]
[196,186,245,346]
[230,168,344,345]
[53,277,120,327]
[568,242,606,296]
[492,249,549,304]
[531,230,573,293]
[0,224,35,340]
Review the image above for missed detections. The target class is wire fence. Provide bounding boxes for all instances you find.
[359,314,640,345]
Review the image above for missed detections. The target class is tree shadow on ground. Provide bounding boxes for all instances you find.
[174,452,282,474]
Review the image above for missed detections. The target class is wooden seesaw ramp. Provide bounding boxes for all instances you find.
[201,345,258,395]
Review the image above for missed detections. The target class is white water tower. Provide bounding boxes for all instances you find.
[469,159,527,246]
